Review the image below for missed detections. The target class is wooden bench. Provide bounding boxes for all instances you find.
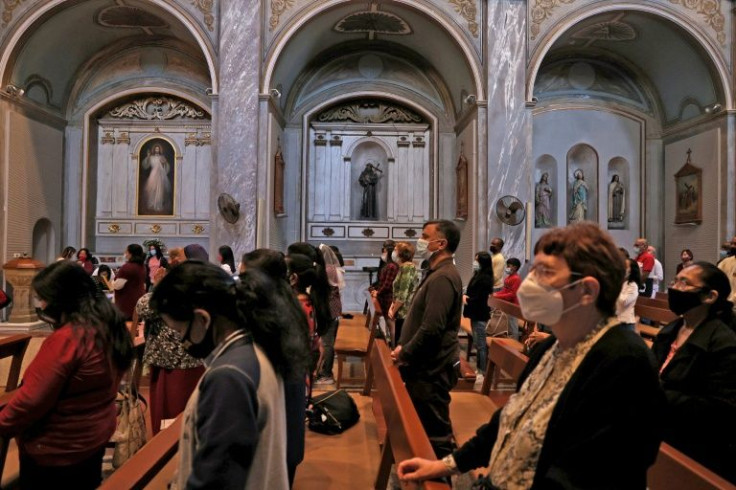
[100,414,182,490]
[370,340,450,490]
[335,290,379,392]
[634,300,678,341]
[0,334,32,484]
[648,442,736,490]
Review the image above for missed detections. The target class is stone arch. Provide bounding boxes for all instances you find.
[526,2,732,110]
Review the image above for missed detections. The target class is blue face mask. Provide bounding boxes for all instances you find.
[149,250,156,256]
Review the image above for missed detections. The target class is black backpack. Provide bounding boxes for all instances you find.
[308,389,360,435]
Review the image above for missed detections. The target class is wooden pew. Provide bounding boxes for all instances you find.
[335,290,379,392]
[0,334,32,484]
[480,339,529,404]
[637,296,670,311]
[634,299,678,341]
[100,414,182,490]
[648,442,736,490]
[487,297,536,336]
[370,340,450,490]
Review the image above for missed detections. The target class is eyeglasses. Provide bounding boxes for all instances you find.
[529,264,583,282]
[668,277,703,290]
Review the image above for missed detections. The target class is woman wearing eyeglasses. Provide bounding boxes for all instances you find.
[398,223,665,489]
[652,262,736,483]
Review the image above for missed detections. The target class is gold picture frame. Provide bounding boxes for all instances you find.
[674,149,702,225]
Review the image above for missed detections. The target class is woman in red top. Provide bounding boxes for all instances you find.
[0,261,133,489]
[76,247,94,275]
[114,243,147,320]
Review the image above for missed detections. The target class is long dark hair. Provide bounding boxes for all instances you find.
[146,244,164,260]
[692,261,735,329]
[287,242,332,334]
[32,261,133,372]
[219,245,236,273]
[242,249,287,280]
[77,248,91,262]
[469,251,494,287]
[150,261,309,380]
[626,258,642,288]
[127,244,145,264]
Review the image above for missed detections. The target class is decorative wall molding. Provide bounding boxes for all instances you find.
[448,0,479,37]
[530,0,576,40]
[669,0,725,44]
[2,0,26,28]
[317,101,423,124]
[108,97,206,120]
[191,0,215,31]
[334,10,412,35]
[270,0,295,31]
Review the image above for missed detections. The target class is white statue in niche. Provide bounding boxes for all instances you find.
[608,174,625,223]
[569,169,589,223]
[535,172,553,227]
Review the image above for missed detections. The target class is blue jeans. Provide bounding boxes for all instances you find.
[318,317,339,378]
[508,316,520,341]
[472,320,488,373]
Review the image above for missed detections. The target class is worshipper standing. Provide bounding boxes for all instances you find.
[242,249,309,487]
[145,243,168,290]
[371,240,399,339]
[717,236,736,302]
[398,223,665,488]
[634,237,655,297]
[375,239,396,287]
[314,244,343,386]
[489,237,505,292]
[391,220,463,459]
[492,257,522,340]
[616,258,641,331]
[152,262,309,489]
[93,264,114,295]
[652,262,736,483]
[648,245,664,297]
[76,247,94,274]
[168,247,185,267]
[0,261,133,489]
[218,245,236,274]
[388,241,419,348]
[113,243,146,320]
[134,269,204,435]
[57,246,76,261]
[676,248,693,274]
[463,251,494,376]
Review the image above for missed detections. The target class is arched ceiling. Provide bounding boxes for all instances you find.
[538,11,722,125]
[269,2,479,120]
[7,0,208,111]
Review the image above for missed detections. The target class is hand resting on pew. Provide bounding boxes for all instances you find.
[397,457,452,482]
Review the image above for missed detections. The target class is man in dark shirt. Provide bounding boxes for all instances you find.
[391,220,462,458]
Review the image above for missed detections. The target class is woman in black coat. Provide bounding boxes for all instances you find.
[463,251,494,374]
[652,261,736,483]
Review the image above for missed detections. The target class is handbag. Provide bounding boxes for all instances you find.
[486,309,509,338]
[112,362,148,468]
[308,389,360,435]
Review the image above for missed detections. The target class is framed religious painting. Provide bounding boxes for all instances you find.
[137,137,176,216]
[674,149,702,225]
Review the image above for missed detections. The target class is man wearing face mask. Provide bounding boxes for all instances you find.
[397,223,665,489]
[717,236,736,302]
[391,220,463,460]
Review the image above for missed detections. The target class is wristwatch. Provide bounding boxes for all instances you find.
[441,454,459,475]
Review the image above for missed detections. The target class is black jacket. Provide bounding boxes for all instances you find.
[463,271,494,322]
[652,316,736,483]
[454,326,665,489]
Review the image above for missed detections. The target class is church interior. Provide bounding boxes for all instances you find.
[0,0,733,488]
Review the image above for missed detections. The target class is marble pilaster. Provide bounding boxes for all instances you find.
[486,1,533,261]
[211,1,262,259]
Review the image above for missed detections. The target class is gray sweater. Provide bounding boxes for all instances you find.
[175,333,288,489]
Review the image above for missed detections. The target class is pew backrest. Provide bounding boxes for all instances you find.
[480,339,529,397]
[636,296,670,311]
[487,297,535,332]
[100,414,182,490]
[371,340,450,490]
[0,334,32,391]
[634,302,678,325]
[648,442,736,490]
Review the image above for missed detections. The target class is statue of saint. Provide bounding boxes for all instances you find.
[359,162,383,219]
[455,147,468,220]
[608,174,625,223]
[535,172,553,227]
[569,169,589,223]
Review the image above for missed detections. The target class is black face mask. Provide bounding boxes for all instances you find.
[667,287,705,316]
[181,317,216,359]
[490,246,498,254]
[35,305,62,328]
[730,247,736,256]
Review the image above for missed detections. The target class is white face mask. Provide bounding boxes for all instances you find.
[504,267,512,275]
[472,260,480,271]
[415,238,440,260]
[391,251,399,263]
[517,273,584,326]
